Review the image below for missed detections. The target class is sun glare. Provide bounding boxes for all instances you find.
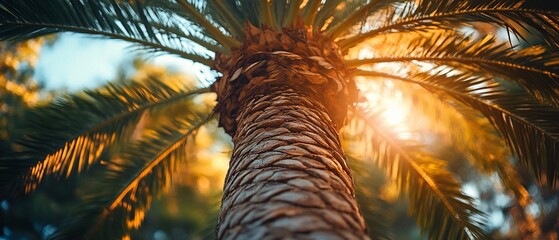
[381,100,408,126]
[356,73,411,127]
[351,45,416,139]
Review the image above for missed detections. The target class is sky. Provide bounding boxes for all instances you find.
[34,34,213,91]
[35,34,130,90]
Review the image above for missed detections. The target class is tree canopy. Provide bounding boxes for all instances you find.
[1,1,558,239]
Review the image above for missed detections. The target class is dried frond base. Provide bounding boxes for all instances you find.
[213,23,357,135]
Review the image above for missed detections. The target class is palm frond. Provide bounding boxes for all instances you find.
[423,100,530,206]
[347,154,392,240]
[0,0,216,65]
[50,114,213,240]
[347,108,488,240]
[346,33,559,107]
[319,0,396,35]
[175,0,240,51]
[282,0,302,27]
[3,78,210,194]
[313,0,341,29]
[355,69,559,188]
[258,0,277,29]
[302,0,320,26]
[324,0,385,39]
[190,0,261,32]
[206,0,245,39]
[357,76,529,204]
[424,98,529,203]
[339,0,559,50]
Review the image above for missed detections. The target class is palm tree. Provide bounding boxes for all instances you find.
[1,0,559,239]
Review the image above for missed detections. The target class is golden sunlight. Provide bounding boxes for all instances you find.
[382,100,409,127]
[356,78,413,139]
[350,41,416,138]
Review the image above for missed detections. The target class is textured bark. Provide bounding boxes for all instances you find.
[212,24,357,135]
[217,86,368,239]
[213,24,366,239]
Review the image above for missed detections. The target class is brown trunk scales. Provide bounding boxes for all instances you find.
[213,23,368,239]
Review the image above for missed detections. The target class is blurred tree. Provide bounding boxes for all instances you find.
[0,38,49,240]
[0,39,44,156]
[1,56,226,239]
[1,1,559,239]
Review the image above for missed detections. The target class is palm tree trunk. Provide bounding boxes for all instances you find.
[217,85,368,239]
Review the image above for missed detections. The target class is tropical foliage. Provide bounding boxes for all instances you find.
[1,0,559,239]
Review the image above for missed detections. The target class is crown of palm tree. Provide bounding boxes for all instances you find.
[1,0,558,239]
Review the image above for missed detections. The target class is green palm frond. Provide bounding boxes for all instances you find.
[323,0,387,39]
[3,78,210,194]
[206,0,245,39]
[348,154,392,240]
[260,0,278,29]
[356,69,559,188]
[347,32,559,107]
[173,0,312,41]
[201,0,320,31]
[185,0,262,35]
[339,0,559,50]
[0,0,218,65]
[318,0,402,36]
[272,0,289,28]
[174,0,240,50]
[313,0,341,29]
[200,0,386,34]
[347,108,487,240]
[282,0,302,27]
[49,114,213,240]
[301,0,319,25]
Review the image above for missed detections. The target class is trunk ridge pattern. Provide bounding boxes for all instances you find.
[217,87,367,239]
[213,23,357,135]
[214,24,367,239]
